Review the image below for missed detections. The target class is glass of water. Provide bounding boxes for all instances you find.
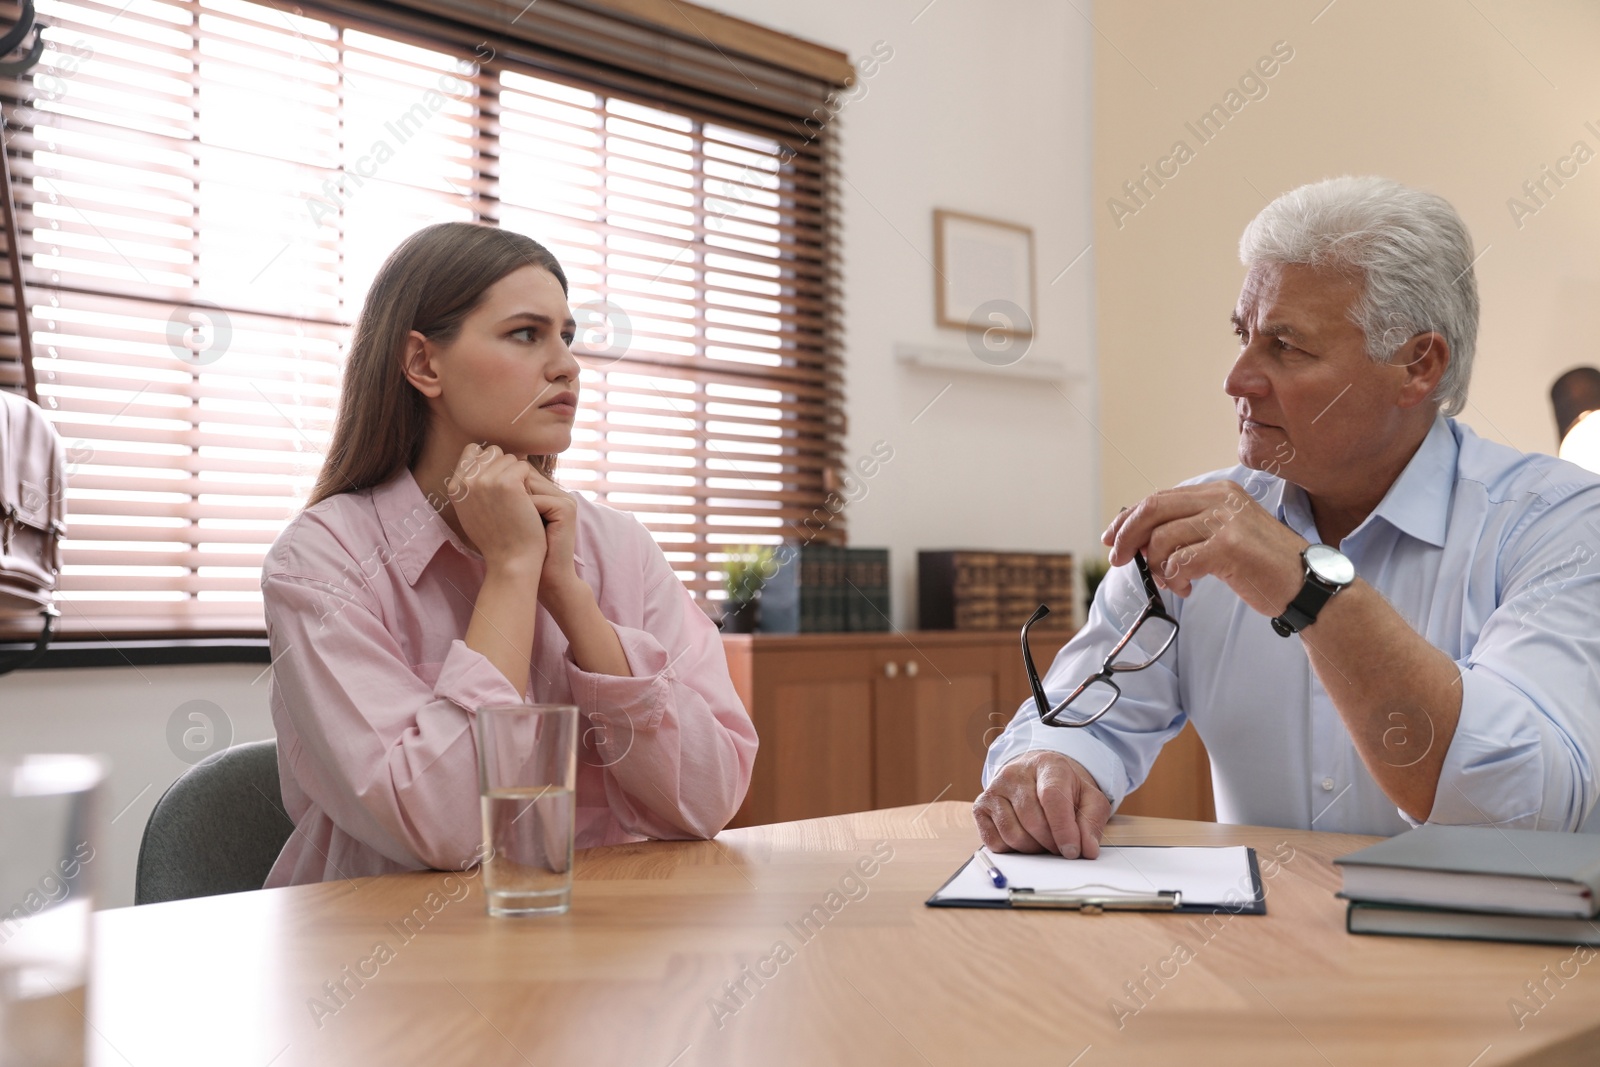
[474,704,578,917]
[0,753,106,1067]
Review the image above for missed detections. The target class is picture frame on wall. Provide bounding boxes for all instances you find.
[933,209,1036,339]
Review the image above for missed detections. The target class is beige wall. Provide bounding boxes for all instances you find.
[1095,0,1600,526]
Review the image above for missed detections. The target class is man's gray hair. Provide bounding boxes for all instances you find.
[1238,176,1479,416]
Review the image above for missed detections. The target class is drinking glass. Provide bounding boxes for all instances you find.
[0,753,107,1067]
[474,704,578,916]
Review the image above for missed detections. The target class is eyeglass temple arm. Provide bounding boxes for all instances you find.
[1133,552,1162,601]
[1021,606,1078,720]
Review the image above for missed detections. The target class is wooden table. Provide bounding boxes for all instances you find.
[90,803,1600,1066]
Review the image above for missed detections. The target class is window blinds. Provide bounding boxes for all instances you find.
[0,0,845,636]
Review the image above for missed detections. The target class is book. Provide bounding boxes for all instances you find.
[870,549,890,631]
[1334,825,1600,918]
[997,552,1039,630]
[919,550,998,630]
[756,544,801,633]
[756,543,824,633]
[1346,901,1600,946]
[846,547,870,632]
[825,544,845,632]
[814,543,840,633]
[813,544,836,633]
[843,547,890,632]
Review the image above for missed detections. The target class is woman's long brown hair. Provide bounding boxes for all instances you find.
[305,222,568,510]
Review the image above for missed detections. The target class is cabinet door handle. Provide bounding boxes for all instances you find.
[883,661,899,678]
[904,660,919,677]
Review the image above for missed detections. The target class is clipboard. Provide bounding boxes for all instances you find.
[925,846,1267,915]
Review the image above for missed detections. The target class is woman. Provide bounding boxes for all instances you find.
[260,222,758,887]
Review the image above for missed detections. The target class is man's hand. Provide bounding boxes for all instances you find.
[973,751,1112,859]
[1102,481,1308,614]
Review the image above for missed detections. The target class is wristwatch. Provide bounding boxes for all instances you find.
[1271,544,1355,637]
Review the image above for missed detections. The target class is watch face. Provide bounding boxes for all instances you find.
[1304,543,1355,586]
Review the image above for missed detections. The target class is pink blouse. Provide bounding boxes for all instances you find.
[259,467,758,887]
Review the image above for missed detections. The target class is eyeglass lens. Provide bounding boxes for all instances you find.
[1054,677,1119,725]
[1111,614,1177,671]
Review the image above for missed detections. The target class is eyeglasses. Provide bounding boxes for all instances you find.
[1022,552,1179,728]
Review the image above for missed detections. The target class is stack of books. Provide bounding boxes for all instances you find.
[757,544,890,633]
[1335,825,1600,946]
[920,551,999,630]
[918,550,1074,631]
[844,547,891,632]
[997,553,1040,630]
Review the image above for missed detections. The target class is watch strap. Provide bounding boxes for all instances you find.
[1270,578,1338,637]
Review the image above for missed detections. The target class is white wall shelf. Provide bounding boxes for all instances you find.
[894,342,1085,382]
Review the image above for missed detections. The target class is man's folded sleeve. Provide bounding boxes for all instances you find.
[1415,528,1600,830]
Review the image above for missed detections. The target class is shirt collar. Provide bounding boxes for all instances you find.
[1363,414,1456,548]
[370,467,475,587]
[1269,477,1314,542]
[369,466,592,586]
[1271,414,1457,549]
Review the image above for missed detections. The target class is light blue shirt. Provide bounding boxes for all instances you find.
[985,415,1600,835]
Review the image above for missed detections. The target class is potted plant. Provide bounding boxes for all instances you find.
[1083,556,1110,620]
[721,545,775,633]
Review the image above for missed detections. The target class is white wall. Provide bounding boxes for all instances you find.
[0,665,274,909]
[0,2,1097,909]
[702,0,1098,626]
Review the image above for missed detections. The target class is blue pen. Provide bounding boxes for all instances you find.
[975,846,1007,888]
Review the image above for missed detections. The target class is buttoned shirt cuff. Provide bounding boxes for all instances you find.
[563,623,672,734]
[983,719,1131,812]
[1409,668,1553,829]
[433,638,526,713]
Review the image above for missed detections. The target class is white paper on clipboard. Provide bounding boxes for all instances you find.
[928,846,1259,910]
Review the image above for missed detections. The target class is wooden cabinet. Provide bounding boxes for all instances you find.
[721,631,1215,827]
[726,638,880,824]
[872,637,1019,812]
[1115,722,1216,821]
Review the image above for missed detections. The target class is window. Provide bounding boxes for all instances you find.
[0,0,846,637]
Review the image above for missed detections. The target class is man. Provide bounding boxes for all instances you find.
[977,175,1600,858]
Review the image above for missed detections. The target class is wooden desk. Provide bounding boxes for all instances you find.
[91,804,1600,1066]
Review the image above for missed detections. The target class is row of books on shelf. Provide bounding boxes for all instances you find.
[758,545,891,633]
[1335,825,1600,946]
[917,550,1075,632]
[747,545,1079,634]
